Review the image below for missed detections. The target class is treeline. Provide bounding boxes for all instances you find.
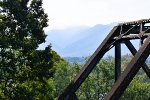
[53,55,150,100]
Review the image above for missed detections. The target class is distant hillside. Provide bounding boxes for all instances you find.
[39,23,140,57]
[62,24,114,57]
[64,57,86,64]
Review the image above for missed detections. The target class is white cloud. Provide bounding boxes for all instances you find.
[43,0,150,30]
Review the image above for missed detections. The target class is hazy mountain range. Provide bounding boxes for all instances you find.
[39,23,140,57]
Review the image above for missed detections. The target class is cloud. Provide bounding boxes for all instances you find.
[43,0,150,30]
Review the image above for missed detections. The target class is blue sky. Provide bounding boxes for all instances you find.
[43,0,150,31]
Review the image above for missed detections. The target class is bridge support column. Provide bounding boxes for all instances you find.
[115,43,121,81]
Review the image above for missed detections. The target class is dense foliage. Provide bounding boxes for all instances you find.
[54,55,150,100]
[0,0,57,99]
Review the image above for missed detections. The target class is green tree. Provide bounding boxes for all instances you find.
[120,54,150,99]
[121,74,150,100]
[76,56,115,100]
[52,61,71,99]
[75,55,150,99]
[0,0,55,99]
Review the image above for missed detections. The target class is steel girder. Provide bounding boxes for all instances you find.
[58,18,150,100]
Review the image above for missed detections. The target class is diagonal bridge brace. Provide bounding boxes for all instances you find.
[58,26,121,100]
[125,41,150,78]
[104,35,150,100]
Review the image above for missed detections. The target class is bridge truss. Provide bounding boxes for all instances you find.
[58,19,150,100]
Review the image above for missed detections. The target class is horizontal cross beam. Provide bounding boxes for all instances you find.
[119,18,150,26]
[113,33,150,40]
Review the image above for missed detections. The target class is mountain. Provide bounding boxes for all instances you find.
[64,57,86,65]
[38,26,90,53]
[62,24,114,57]
[39,23,139,57]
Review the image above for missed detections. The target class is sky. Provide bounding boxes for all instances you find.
[43,0,150,30]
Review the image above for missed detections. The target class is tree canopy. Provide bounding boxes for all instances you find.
[0,0,57,99]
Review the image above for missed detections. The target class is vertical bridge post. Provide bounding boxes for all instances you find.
[115,43,121,81]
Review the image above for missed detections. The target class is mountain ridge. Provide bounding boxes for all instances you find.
[39,23,138,57]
